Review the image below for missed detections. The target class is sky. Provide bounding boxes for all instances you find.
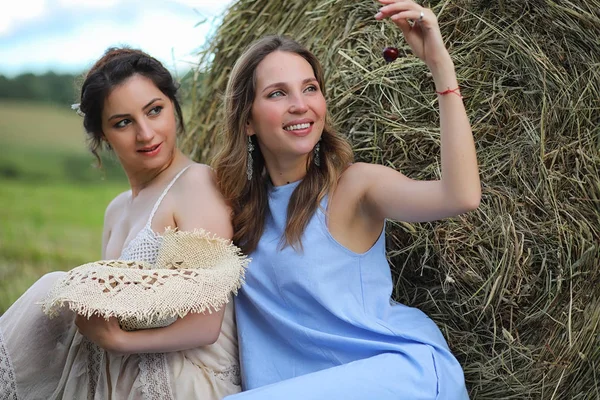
[0,0,235,77]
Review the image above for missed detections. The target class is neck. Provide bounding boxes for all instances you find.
[263,154,308,186]
[124,150,187,197]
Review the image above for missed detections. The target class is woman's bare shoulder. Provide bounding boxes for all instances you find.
[104,190,131,222]
[336,162,377,194]
[171,162,227,209]
[171,163,232,237]
[177,162,218,192]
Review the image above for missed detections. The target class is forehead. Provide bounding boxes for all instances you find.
[255,51,315,87]
[104,74,162,111]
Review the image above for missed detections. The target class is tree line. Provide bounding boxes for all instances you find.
[0,70,198,106]
[0,72,81,105]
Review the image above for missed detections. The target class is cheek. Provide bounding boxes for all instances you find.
[161,113,178,136]
[315,96,327,119]
[254,102,283,132]
[265,111,282,130]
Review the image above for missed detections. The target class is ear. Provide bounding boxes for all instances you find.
[245,120,255,137]
[99,133,111,147]
[100,135,113,150]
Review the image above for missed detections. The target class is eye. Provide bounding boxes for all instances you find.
[268,90,284,98]
[148,105,163,116]
[304,85,318,93]
[114,119,131,128]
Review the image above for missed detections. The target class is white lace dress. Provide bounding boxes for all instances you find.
[0,168,242,400]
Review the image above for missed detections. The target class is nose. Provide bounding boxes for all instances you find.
[289,92,308,114]
[136,120,154,142]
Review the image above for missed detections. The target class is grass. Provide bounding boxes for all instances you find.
[0,100,128,313]
[0,179,124,312]
[0,100,86,151]
[0,100,125,183]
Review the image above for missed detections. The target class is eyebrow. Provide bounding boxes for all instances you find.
[108,97,162,121]
[261,78,317,94]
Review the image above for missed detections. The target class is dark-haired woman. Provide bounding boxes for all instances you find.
[0,48,242,400]
[216,1,479,398]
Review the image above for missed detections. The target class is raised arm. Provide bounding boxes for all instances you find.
[355,0,480,223]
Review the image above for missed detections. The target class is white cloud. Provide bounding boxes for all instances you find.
[0,0,234,76]
[58,0,121,8]
[168,0,232,15]
[0,0,47,35]
[131,10,213,69]
[0,6,214,75]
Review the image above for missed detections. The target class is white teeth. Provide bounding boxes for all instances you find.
[140,144,158,152]
[284,123,310,131]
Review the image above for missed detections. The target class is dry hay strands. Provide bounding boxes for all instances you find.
[184,0,600,398]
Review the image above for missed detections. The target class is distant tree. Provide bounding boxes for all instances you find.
[0,72,79,105]
[0,69,200,106]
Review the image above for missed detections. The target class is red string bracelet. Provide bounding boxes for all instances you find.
[436,87,463,99]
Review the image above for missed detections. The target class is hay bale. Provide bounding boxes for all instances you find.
[183,0,600,398]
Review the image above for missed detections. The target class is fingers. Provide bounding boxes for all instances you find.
[378,0,412,4]
[375,0,432,25]
[394,16,411,36]
[375,0,420,18]
[391,10,423,23]
[376,7,426,23]
[74,313,89,332]
[74,313,105,327]
[107,316,120,328]
[377,0,422,7]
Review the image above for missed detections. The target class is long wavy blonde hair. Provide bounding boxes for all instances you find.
[213,35,353,254]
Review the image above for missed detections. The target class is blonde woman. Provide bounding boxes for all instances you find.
[215,1,479,398]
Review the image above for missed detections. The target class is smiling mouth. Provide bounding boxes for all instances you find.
[283,122,312,131]
[138,143,161,153]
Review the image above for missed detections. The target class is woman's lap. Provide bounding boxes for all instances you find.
[226,350,467,400]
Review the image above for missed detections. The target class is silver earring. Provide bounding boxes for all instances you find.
[247,137,254,181]
[314,141,320,167]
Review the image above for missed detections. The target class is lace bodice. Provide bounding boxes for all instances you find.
[119,166,191,264]
[119,228,163,264]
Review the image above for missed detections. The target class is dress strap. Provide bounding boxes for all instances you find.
[146,165,192,227]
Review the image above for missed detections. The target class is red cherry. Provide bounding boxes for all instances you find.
[382,46,399,62]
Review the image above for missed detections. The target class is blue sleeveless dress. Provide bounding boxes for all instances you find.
[225,180,468,400]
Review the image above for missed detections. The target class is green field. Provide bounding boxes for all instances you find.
[0,100,128,313]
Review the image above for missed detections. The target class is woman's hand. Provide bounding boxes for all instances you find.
[375,0,451,69]
[75,313,124,353]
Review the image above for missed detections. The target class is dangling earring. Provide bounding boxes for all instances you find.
[314,140,321,167]
[247,136,254,181]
